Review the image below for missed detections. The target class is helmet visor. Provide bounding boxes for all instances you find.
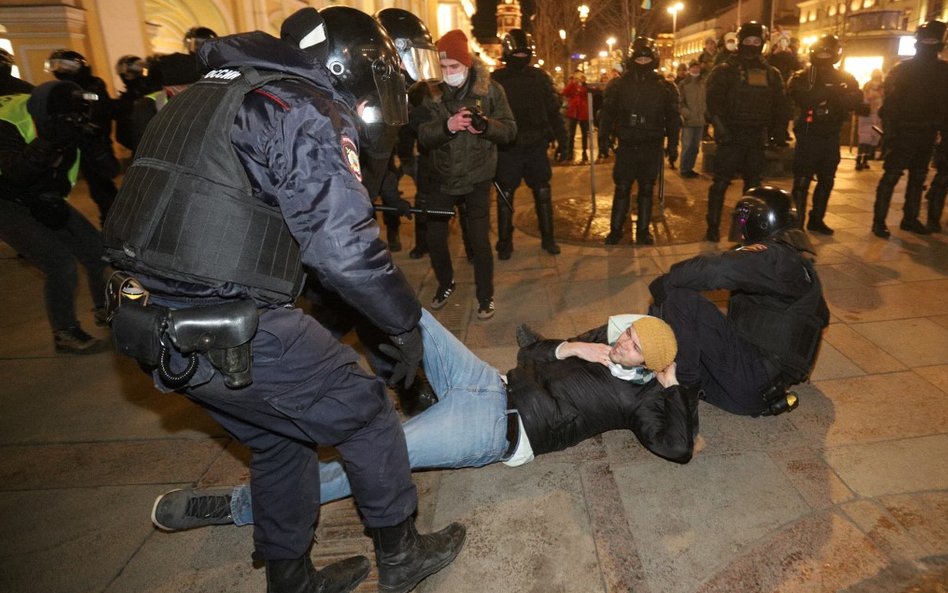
[401,46,442,83]
[371,60,409,125]
[45,58,83,74]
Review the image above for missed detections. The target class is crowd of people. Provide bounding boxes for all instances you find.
[0,9,946,593]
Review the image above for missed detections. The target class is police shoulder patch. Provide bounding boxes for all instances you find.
[737,243,768,252]
[341,135,362,181]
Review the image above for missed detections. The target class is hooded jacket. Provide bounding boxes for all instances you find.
[415,58,517,195]
[109,33,420,334]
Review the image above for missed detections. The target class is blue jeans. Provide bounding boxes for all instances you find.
[680,126,703,174]
[232,309,511,525]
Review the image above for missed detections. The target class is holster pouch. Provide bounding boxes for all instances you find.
[166,300,259,389]
[111,302,167,367]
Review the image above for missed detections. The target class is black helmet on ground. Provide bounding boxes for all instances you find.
[318,6,408,126]
[728,186,798,244]
[809,34,842,67]
[737,21,768,56]
[376,8,442,83]
[915,20,946,56]
[45,49,90,81]
[626,36,657,72]
[501,28,534,69]
[184,26,218,54]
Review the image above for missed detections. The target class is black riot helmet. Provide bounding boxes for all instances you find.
[184,26,218,54]
[0,48,13,78]
[737,21,768,56]
[318,6,408,126]
[809,34,842,68]
[728,186,798,244]
[501,28,535,69]
[376,8,442,83]
[44,49,91,81]
[626,37,657,72]
[915,20,947,57]
[115,55,146,82]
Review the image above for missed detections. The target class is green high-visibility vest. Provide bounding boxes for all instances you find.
[0,93,81,186]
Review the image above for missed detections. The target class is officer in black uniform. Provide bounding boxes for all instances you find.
[491,28,569,258]
[925,129,947,232]
[102,7,464,593]
[787,34,864,235]
[599,37,680,245]
[45,49,119,224]
[649,186,829,416]
[705,22,788,242]
[872,20,948,238]
[0,48,33,96]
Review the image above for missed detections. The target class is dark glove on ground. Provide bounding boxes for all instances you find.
[379,326,423,389]
[37,114,80,148]
[648,276,668,305]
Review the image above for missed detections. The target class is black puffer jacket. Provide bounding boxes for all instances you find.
[506,325,696,463]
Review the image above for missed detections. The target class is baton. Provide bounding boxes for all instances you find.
[493,181,514,213]
[871,125,884,137]
[373,205,455,217]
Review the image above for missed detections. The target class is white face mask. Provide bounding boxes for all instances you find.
[444,68,467,87]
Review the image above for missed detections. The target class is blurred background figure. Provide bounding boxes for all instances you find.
[698,37,717,75]
[856,69,883,170]
[677,60,706,179]
[563,70,590,163]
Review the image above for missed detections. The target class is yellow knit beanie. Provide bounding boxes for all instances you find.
[631,316,678,371]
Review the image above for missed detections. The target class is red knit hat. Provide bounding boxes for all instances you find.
[436,29,472,67]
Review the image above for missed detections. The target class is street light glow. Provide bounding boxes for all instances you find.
[666,2,683,15]
[559,29,567,41]
[578,4,590,23]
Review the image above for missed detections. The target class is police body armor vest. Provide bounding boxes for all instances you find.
[103,66,305,303]
[0,93,81,185]
[493,68,554,148]
[612,72,668,144]
[726,60,777,128]
[728,258,828,383]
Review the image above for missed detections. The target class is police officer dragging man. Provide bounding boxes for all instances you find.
[599,37,681,245]
[871,20,948,238]
[490,28,569,258]
[102,7,464,593]
[649,186,829,417]
[787,34,864,235]
[705,22,788,242]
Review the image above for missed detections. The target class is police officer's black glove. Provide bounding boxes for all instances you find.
[648,276,668,305]
[37,113,81,149]
[380,327,423,389]
[393,196,413,219]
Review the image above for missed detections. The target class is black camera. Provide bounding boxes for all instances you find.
[467,107,489,133]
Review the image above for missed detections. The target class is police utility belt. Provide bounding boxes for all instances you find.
[106,272,258,390]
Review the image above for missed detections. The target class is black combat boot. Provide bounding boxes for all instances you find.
[899,169,930,235]
[534,186,561,254]
[705,181,726,242]
[872,174,896,238]
[807,180,835,235]
[495,187,515,260]
[605,183,632,245]
[370,517,466,593]
[635,187,654,245]
[265,555,370,593]
[409,197,428,259]
[926,179,946,233]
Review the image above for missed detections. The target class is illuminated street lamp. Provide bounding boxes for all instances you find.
[578,4,590,28]
[667,2,684,63]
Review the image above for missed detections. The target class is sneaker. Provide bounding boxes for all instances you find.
[476,298,495,320]
[151,488,234,531]
[477,298,494,319]
[430,282,455,310]
[53,325,108,355]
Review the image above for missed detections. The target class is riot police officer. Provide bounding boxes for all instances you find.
[103,6,464,593]
[599,37,680,245]
[872,20,948,238]
[705,22,788,242]
[787,34,864,234]
[0,48,33,96]
[491,29,568,258]
[649,186,829,416]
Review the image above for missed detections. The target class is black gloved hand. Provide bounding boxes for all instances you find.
[37,113,81,148]
[379,326,423,389]
[648,276,668,305]
[393,196,413,219]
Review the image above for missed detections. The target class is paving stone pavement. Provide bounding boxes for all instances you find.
[1,151,946,593]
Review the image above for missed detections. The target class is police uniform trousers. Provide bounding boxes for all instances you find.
[494,143,553,191]
[174,306,417,560]
[613,141,662,186]
[708,132,766,229]
[792,133,841,222]
[651,288,773,416]
[874,129,937,224]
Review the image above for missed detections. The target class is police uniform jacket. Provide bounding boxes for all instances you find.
[111,33,421,336]
[491,64,567,150]
[706,54,788,141]
[879,54,948,135]
[507,325,696,463]
[599,69,681,147]
[416,58,517,195]
[787,66,864,137]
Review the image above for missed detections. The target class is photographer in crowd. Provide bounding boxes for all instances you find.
[413,29,516,320]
